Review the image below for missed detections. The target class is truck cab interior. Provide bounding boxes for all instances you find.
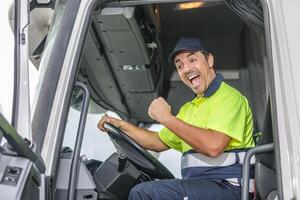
[0,0,279,200]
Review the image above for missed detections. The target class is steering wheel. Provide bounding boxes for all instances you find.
[104,123,174,179]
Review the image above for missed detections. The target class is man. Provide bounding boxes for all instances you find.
[98,37,255,200]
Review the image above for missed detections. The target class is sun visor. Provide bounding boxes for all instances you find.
[93,6,162,122]
[97,7,150,65]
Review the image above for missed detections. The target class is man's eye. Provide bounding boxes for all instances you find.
[190,58,197,63]
[176,65,182,70]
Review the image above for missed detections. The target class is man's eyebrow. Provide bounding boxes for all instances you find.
[174,52,197,63]
[187,52,196,57]
[174,58,180,64]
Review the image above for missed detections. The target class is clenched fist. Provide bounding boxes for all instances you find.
[148,97,172,123]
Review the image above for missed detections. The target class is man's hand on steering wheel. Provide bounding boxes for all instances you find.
[97,111,169,153]
[97,114,122,132]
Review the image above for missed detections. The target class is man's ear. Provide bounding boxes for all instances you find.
[207,53,214,68]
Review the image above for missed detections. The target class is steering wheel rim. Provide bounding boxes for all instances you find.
[104,123,174,179]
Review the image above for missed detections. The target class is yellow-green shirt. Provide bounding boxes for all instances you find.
[159,80,254,153]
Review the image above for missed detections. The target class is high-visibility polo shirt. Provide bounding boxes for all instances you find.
[158,74,255,153]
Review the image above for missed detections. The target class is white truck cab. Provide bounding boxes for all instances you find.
[1,0,300,199]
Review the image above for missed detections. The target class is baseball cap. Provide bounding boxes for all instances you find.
[168,37,208,63]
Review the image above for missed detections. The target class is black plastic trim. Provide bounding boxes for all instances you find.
[30,0,55,11]
[0,113,46,173]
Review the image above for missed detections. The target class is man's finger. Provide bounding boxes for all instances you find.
[97,116,109,132]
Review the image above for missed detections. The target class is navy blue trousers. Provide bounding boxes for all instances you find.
[128,178,241,200]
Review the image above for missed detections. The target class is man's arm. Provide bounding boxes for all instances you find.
[97,115,169,152]
[149,97,231,157]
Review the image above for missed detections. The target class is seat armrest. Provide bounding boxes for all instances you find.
[241,143,274,200]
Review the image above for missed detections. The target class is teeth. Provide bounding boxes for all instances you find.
[188,74,198,80]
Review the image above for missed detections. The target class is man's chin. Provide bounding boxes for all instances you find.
[186,84,203,95]
[192,88,204,96]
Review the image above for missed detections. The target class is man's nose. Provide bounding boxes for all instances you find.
[182,62,192,73]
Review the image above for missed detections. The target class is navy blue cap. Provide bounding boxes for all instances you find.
[168,37,208,63]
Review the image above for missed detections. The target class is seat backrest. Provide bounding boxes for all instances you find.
[255,98,277,199]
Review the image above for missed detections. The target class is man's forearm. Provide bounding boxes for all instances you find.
[118,120,169,152]
[160,114,230,157]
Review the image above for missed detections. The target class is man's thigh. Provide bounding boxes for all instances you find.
[128,178,241,200]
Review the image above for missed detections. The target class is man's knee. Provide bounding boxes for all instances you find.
[128,180,183,200]
[128,182,152,200]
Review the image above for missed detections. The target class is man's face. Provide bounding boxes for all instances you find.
[174,51,216,96]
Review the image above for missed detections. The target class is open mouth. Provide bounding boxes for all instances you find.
[188,74,200,86]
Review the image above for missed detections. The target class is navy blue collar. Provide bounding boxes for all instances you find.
[203,73,224,97]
